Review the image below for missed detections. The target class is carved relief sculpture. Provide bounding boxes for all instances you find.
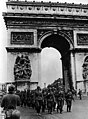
[82,56,88,80]
[14,55,32,81]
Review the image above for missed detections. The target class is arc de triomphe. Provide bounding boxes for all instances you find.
[3,0,88,93]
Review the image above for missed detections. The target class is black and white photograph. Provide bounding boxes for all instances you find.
[0,0,88,119]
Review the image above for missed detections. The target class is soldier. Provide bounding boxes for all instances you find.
[1,84,20,119]
[26,89,31,107]
[30,91,35,109]
[42,89,47,113]
[53,88,57,111]
[46,87,55,114]
[55,90,64,114]
[35,86,43,115]
[20,91,24,107]
[65,89,74,112]
[23,89,27,107]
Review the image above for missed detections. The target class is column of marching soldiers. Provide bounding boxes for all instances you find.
[16,86,76,115]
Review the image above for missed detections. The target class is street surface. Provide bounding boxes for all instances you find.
[18,96,88,119]
[0,96,88,119]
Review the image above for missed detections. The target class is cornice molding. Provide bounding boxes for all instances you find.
[6,1,88,8]
[6,47,42,53]
[5,1,88,18]
[70,48,88,53]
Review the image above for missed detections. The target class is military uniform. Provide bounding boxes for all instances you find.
[20,91,24,107]
[46,90,55,114]
[55,91,64,114]
[42,89,47,112]
[1,85,20,119]
[35,87,43,115]
[65,90,73,112]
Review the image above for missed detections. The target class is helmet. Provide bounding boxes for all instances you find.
[8,84,15,92]
[37,86,41,91]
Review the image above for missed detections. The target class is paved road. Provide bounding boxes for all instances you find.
[18,97,88,119]
[0,97,88,119]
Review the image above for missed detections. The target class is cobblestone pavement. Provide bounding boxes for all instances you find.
[18,97,88,119]
[0,97,88,119]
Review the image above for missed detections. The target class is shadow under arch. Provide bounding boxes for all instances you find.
[39,31,74,52]
[39,31,74,91]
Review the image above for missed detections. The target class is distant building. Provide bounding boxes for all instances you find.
[0,83,2,91]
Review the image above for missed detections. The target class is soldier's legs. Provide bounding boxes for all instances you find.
[67,105,69,112]
[48,107,52,114]
[50,106,53,113]
[60,109,62,113]
[53,102,56,111]
[47,102,50,113]
[48,105,53,114]
[42,104,46,112]
[37,107,40,114]
[69,101,72,112]
[80,95,82,100]
[21,100,24,107]
[67,101,72,112]
[59,106,63,113]
[24,101,27,107]
[36,106,40,114]
[36,101,41,115]
[60,101,63,114]
[57,105,59,113]
[69,106,71,112]
[67,101,69,112]
[69,105,71,112]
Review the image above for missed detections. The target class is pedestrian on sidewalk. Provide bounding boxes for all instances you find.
[78,89,82,100]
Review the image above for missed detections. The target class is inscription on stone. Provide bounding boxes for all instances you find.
[77,33,88,45]
[11,32,34,45]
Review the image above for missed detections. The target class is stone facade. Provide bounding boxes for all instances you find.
[3,0,88,92]
[74,30,88,93]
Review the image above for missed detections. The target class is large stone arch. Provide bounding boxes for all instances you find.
[3,1,88,93]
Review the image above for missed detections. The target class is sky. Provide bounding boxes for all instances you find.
[0,0,88,87]
[41,48,62,87]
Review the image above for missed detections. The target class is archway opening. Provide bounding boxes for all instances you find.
[41,47,62,88]
[40,34,73,90]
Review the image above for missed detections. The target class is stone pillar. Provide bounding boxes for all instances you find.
[61,55,70,91]
[70,51,76,89]
[37,52,41,87]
